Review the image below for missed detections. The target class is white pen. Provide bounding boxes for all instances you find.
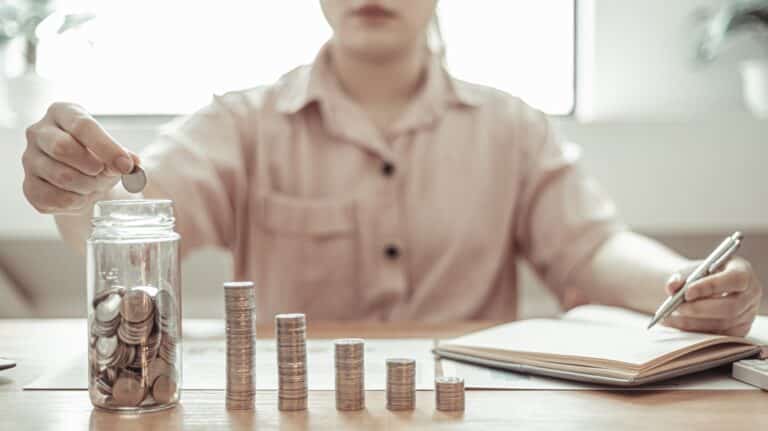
[647,232,744,330]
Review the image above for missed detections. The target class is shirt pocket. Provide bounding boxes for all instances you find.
[255,193,360,317]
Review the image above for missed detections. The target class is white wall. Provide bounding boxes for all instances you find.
[580,0,767,120]
[1,0,766,239]
[561,117,768,232]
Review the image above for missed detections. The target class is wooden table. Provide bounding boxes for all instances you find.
[2,319,768,430]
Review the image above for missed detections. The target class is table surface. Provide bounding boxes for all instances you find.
[2,319,768,430]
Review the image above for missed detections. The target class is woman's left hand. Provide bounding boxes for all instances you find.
[663,257,763,336]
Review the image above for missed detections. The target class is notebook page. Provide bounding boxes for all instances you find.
[563,305,651,329]
[746,315,768,345]
[439,318,744,369]
[565,306,768,345]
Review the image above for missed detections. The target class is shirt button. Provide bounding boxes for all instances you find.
[384,245,400,260]
[381,162,396,177]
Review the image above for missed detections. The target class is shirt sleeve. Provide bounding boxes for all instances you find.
[514,107,625,306]
[140,93,251,257]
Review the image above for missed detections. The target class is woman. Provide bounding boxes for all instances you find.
[21,0,762,331]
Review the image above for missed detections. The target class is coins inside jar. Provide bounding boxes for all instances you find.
[89,284,180,409]
[91,286,125,337]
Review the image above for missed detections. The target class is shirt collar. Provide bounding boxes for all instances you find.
[275,42,482,120]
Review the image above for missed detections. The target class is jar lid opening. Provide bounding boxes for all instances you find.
[92,199,175,228]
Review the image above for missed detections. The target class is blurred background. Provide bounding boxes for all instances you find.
[0,0,766,319]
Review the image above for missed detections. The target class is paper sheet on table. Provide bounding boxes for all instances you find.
[26,321,437,391]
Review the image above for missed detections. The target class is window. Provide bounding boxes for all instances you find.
[36,0,575,115]
[439,1,576,115]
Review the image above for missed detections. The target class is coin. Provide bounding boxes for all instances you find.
[386,358,416,411]
[95,376,113,396]
[95,293,122,322]
[155,289,178,333]
[112,376,146,407]
[224,281,256,410]
[96,336,118,358]
[334,338,364,411]
[91,313,121,338]
[92,286,125,309]
[276,313,307,411]
[147,357,171,386]
[121,165,147,193]
[151,374,178,404]
[117,313,155,345]
[121,288,154,323]
[435,376,465,412]
[159,334,177,364]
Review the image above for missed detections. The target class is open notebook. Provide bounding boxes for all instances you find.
[435,305,767,386]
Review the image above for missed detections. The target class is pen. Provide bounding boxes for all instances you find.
[646,231,744,330]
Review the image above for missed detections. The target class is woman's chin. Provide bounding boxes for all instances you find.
[338,35,412,62]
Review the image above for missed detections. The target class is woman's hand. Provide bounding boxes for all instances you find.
[22,102,139,214]
[663,257,763,336]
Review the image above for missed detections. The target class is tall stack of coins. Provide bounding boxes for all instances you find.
[386,358,416,411]
[224,281,257,410]
[88,284,180,409]
[435,376,465,412]
[334,338,365,411]
[275,313,308,411]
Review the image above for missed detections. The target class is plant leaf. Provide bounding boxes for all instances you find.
[57,12,95,34]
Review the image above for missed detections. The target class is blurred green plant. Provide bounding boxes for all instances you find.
[0,0,94,72]
[698,0,768,62]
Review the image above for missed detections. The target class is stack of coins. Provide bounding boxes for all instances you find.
[386,358,416,411]
[224,281,257,410]
[334,338,365,411]
[275,313,308,411]
[88,284,180,408]
[435,376,465,412]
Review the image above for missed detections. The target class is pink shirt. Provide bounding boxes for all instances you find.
[142,45,623,323]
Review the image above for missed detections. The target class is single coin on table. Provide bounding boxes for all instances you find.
[0,358,16,371]
[121,165,147,193]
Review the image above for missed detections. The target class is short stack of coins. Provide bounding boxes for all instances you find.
[435,376,465,412]
[275,313,308,411]
[386,358,416,411]
[88,284,180,408]
[334,338,365,411]
[223,281,257,410]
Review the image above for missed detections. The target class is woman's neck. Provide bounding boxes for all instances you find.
[329,41,427,109]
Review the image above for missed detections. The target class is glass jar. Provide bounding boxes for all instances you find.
[87,199,182,412]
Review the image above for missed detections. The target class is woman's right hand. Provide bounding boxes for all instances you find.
[22,102,140,214]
